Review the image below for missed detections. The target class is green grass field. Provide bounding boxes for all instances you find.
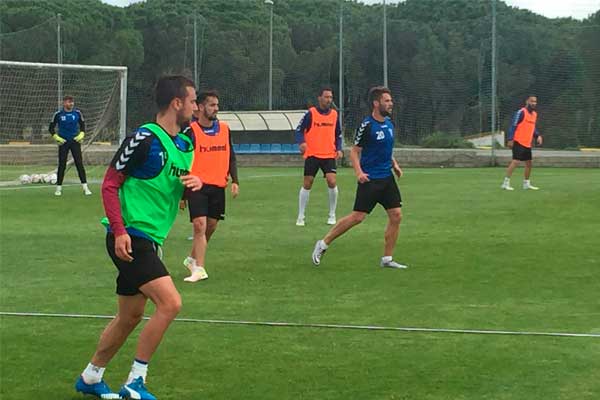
[1,167,599,399]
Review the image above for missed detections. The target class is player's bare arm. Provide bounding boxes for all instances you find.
[392,158,403,177]
[350,145,369,183]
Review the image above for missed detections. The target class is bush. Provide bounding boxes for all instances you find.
[422,132,475,149]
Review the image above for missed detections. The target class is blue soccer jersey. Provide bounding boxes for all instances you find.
[49,108,85,141]
[353,115,395,179]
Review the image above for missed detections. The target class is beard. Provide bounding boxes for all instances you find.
[380,107,392,117]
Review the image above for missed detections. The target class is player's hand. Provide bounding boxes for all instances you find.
[74,131,85,143]
[393,163,403,178]
[231,183,239,198]
[179,200,186,210]
[115,233,134,262]
[181,175,203,191]
[52,134,66,145]
[357,172,370,183]
[299,143,307,154]
[536,136,543,146]
[336,150,343,160]
[507,140,513,149]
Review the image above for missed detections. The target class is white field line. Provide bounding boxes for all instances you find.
[0,174,292,190]
[0,169,448,190]
[0,169,444,190]
[0,180,103,190]
[1,311,599,339]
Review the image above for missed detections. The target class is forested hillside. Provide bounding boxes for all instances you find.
[1,0,598,147]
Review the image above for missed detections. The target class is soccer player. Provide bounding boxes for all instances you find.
[501,95,543,190]
[182,90,239,283]
[49,95,91,196]
[295,86,343,226]
[312,86,407,269]
[74,76,202,400]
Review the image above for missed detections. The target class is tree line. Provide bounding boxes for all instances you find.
[1,0,598,148]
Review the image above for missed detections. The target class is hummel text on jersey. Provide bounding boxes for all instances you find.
[169,164,190,177]
[314,121,334,127]
[198,144,227,153]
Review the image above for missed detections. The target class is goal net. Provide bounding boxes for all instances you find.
[0,60,126,185]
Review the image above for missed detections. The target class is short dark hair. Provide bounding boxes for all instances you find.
[527,95,537,100]
[63,95,74,101]
[155,75,195,111]
[196,90,219,105]
[368,86,391,108]
[318,86,333,96]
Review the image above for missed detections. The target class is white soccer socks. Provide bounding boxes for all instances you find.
[126,359,148,384]
[327,186,338,224]
[501,177,514,191]
[82,363,105,384]
[297,187,310,226]
[298,186,338,225]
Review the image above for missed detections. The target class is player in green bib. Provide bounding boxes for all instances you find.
[75,76,202,400]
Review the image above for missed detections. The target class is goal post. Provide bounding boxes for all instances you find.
[0,60,127,184]
[0,60,127,142]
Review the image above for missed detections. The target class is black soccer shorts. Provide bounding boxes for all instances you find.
[106,233,169,296]
[353,175,402,214]
[304,156,337,177]
[512,141,532,161]
[186,184,226,221]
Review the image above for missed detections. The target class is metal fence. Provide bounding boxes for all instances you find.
[1,1,599,149]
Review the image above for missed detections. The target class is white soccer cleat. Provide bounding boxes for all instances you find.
[501,183,514,191]
[523,182,539,190]
[183,257,208,282]
[312,240,327,266]
[54,187,62,196]
[327,215,336,225]
[296,217,305,227]
[380,259,408,269]
[184,266,208,282]
[84,188,92,196]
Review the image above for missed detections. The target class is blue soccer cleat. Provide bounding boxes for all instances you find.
[75,375,121,399]
[119,377,157,400]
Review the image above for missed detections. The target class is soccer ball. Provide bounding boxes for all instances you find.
[47,173,58,184]
[19,174,32,185]
[31,174,42,183]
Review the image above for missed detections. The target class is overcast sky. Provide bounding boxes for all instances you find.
[101,0,599,20]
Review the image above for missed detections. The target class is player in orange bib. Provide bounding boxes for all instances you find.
[181,90,239,282]
[295,87,343,226]
[501,95,543,190]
